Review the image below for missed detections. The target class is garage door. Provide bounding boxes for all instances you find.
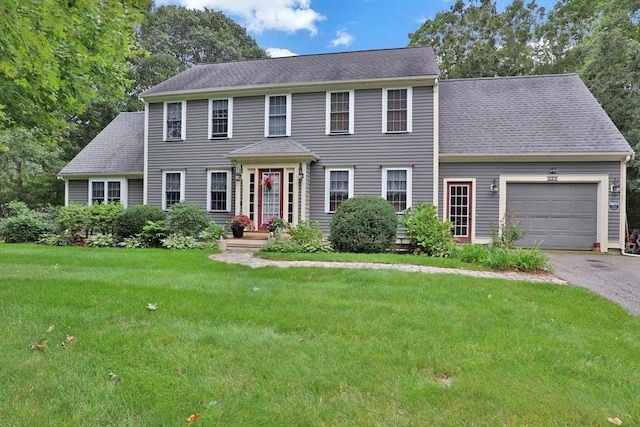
[506,183,598,250]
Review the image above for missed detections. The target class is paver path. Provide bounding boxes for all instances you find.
[210,251,566,284]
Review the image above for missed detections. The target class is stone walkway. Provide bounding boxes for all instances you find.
[210,251,567,284]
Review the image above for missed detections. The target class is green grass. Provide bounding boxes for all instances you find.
[1,244,638,426]
[257,250,489,270]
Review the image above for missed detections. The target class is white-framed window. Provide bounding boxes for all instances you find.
[209,98,232,138]
[162,170,185,209]
[382,167,412,213]
[264,94,291,137]
[326,90,354,135]
[207,170,231,212]
[382,87,412,133]
[88,178,127,206]
[325,167,354,213]
[163,101,186,141]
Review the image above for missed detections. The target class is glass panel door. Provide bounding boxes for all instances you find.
[259,169,283,226]
[448,182,472,243]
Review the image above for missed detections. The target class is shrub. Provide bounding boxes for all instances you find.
[38,232,74,246]
[142,220,170,247]
[456,244,491,264]
[199,222,225,243]
[490,212,530,249]
[0,213,58,243]
[119,236,146,249]
[329,196,397,253]
[161,234,204,250]
[57,203,90,240]
[4,200,31,217]
[87,202,124,235]
[85,233,117,247]
[261,241,304,253]
[401,201,457,257]
[115,205,166,239]
[166,201,210,237]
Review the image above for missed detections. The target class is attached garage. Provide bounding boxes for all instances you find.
[506,183,598,250]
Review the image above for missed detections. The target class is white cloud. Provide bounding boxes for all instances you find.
[178,0,325,35]
[329,30,355,48]
[266,47,298,57]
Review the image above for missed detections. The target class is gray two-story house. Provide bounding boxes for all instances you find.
[59,46,634,252]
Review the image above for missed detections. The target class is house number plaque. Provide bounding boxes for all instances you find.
[547,175,558,182]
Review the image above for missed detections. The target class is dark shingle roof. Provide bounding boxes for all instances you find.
[439,74,633,155]
[228,139,316,156]
[142,47,439,97]
[59,112,144,176]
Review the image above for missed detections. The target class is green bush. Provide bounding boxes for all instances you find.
[57,203,90,240]
[401,201,457,257]
[115,205,166,239]
[166,201,210,237]
[119,236,146,249]
[87,202,124,235]
[199,222,225,243]
[261,241,304,253]
[5,200,31,217]
[0,213,58,243]
[490,212,530,249]
[38,232,74,246]
[329,196,398,253]
[142,220,170,247]
[161,234,204,250]
[456,244,490,264]
[85,233,117,247]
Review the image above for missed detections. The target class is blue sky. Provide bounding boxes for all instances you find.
[160,0,558,57]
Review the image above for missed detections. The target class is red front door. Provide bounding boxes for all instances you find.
[447,181,472,243]
[257,169,283,227]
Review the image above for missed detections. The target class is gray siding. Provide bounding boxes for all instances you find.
[68,180,89,204]
[128,179,143,206]
[439,161,621,241]
[147,86,435,230]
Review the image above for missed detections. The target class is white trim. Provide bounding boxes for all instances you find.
[163,100,186,141]
[440,153,633,162]
[381,167,413,213]
[264,94,291,137]
[143,103,149,204]
[498,174,609,252]
[324,167,354,213]
[206,169,232,212]
[433,79,439,207]
[382,87,412,133]
[208,98,233,139]
[88,178,128,207]
[443,178,476,243]
[325,90,355,135]
[64,179,69,206]
[619,161,628,250]
[162,170,185,210]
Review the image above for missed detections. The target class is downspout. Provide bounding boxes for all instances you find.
[620,154,639,256]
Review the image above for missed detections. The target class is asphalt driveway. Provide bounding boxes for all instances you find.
[546,251,640,315]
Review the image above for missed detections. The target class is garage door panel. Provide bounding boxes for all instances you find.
[506,183,597,250]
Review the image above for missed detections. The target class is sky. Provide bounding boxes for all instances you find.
[157,0,559,57]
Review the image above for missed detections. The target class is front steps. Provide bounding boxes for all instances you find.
[223,231,269,251]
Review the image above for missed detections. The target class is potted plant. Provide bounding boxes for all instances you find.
[227,214,252,238]
[259,216,289,235]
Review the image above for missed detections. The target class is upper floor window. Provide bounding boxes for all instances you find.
[326,90,354,135]
[209,98,232,138]
[207,170,231,212]
[89,179,126,206]
[162,171,185,209]
[382,88,412,133]
[164,101,186,141]
[265,94,291,137]
[325,167,354,213]
[382,167,412,213]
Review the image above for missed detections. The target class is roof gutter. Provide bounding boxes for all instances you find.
[439,152,635,162]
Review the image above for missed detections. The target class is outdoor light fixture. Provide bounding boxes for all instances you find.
[549,167,558,174]
[298,163,304,181]
[234,165,242,181]
[610,178,621,194]
[490,178,499,193]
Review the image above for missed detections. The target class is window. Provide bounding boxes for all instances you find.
[163,101,186,140]
[209,98,232,138]
[207,170,231,212]
[265,94,291,137]
[382,88,412,133]
[326,90,354,134]
[382,168,412,212]
[89,179,126,206]
[325,168,354,213]
[162,171,185,209]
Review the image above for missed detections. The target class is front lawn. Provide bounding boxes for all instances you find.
[1,245,638,426]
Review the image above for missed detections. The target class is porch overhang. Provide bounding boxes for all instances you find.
[225,138,319,164]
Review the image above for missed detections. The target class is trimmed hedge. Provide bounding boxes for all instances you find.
[115,205,166,239]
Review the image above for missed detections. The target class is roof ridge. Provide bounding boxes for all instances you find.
[441,73,579,83]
